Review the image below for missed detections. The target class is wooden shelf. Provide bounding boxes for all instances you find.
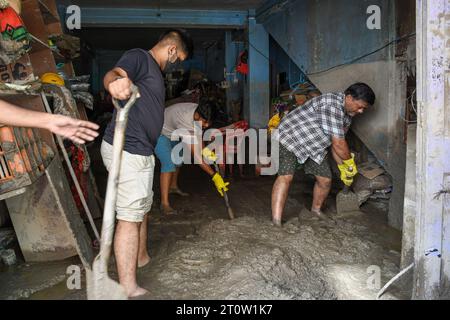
[0,80,41,98]
[46,21,63,36]
[1,1,99,263]
[0,90,40,98]
[22,0,48,42]
[29,34,48,52]
[38,0,60,24]
[0,187,27,201]
[29,34,65,60]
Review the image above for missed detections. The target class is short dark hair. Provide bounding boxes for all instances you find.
[344,83,376,105]
[159,29,194,59]
[196,97,214,123]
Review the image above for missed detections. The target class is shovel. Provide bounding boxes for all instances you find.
[336,167,360,215]
[336,185,360,214]
[86,85,140,300]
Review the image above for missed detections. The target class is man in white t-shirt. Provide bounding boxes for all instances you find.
[155,98,230,215]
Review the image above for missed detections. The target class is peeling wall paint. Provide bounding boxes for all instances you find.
[413,0,450,299]
[260,0,392,74]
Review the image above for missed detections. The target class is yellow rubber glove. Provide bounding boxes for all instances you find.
[202,147,218,162]
[338,164,352,185]
[268,113,281,134]
[342,153,358,178]
[341,175,354,187]
[212,173,230,197]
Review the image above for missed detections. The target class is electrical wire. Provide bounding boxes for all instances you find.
[400,88,418,123]
[410,88,417,114]
[400,115,417,124]
[307,33,416,76]
[248,32,416,77]
[248,40,274,63]
[247,40,310,89]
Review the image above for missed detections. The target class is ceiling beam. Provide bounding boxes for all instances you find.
[77,7,249,28]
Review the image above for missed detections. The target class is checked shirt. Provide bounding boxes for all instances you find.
[277,92,352,165]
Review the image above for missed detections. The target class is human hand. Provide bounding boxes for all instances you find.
[108,77,133,100]
[341,175,354,187]
[212,173,230,197]
[202,147,218,162]
[47,114,99,144]
[268,113,282,134]
[342,153,358,178]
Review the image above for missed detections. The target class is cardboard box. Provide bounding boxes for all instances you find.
[358,162,385,180]
[0,54,34,83]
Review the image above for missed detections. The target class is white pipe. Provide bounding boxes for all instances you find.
[376,263,414,299]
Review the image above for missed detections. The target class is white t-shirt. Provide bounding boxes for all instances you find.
[161,102,198,139]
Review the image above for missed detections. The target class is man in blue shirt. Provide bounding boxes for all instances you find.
[101,29,193,298]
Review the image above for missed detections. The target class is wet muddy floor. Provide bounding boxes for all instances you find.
[21,163,410,300]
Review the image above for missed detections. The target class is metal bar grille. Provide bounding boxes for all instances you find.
[0,144,13,181]
[0,124,51,196]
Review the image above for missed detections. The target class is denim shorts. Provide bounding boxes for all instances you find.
[154,135,183,173]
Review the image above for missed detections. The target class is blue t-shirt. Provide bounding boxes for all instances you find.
[103,49,165,156]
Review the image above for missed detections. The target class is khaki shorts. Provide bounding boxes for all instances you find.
[101,141,155,223]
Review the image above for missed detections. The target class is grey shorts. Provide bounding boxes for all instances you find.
[278,143,332,178]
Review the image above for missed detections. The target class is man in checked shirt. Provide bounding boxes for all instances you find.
[271,83,376,226]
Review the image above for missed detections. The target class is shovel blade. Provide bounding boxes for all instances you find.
[86,260,128,300]
[336,189,360,215]
[227,207,235,220]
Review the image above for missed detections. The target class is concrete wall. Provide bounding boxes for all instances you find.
[259,0,392,74]
[401,124,416,269]
[413,0,450,299]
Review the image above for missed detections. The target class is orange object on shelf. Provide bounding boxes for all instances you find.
[236,50,248,75]
[0,125,53,195]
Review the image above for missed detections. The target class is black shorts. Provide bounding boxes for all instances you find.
[278,144,332,178]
